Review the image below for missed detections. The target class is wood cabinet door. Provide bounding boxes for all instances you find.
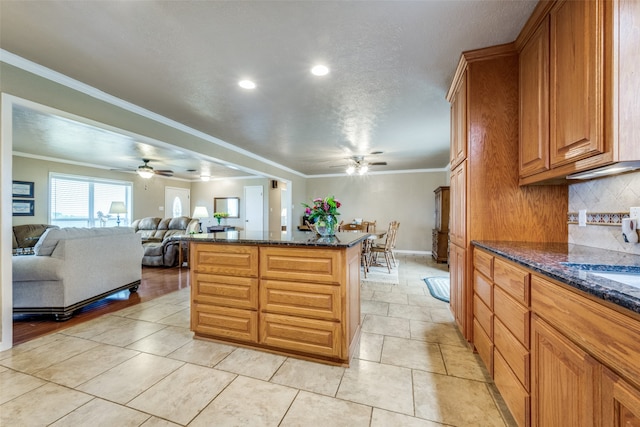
[519,16,550,178]
[601,367,640,427]
[449,243,466,333]
[450,71,467,168]
[549,0,604,167]
[449,161,466,247]
[531,315,598,427]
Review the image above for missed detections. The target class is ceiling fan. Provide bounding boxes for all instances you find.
[112,159,174,178]
[332,155,388,175]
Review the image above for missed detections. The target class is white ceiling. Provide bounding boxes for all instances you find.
[0,1,537,177]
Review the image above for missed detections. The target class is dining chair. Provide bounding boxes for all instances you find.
[363,220,376,233]
[360,237,373,277]
[390,221,400,266]
[370,222,397,273]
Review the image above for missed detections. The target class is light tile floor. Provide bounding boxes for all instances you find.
[0,254,516,426]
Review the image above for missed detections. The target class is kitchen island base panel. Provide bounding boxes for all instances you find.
[192,326,362,368]
[188,237,365,366]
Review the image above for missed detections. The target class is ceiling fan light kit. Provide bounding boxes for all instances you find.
[132,159,173,179]
[344,154,386,176]
[137,167,154,179]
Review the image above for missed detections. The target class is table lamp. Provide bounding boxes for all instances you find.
[108,201,127,227]
[192,206,209,233]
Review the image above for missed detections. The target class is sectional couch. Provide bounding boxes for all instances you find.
[12,227,143,320]
[131,216,199,267]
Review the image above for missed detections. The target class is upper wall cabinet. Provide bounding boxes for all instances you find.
[549,0,604,167]
[449,70,467,169]
[519,16,550,177]
[518,0,640,185]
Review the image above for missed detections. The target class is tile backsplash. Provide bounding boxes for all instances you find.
[569,171,640,255]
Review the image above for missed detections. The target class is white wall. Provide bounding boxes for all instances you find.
[306,171,448,252]
[191,177,272,231]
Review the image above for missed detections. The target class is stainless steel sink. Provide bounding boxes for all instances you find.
[561,262,640,290]
[588,272,640,290]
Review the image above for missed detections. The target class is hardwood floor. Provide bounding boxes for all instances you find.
[12,266,190,346]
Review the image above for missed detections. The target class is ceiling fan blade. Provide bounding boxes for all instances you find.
[369,162,387,166]
[155,171,174,177]
[154,169,173,173]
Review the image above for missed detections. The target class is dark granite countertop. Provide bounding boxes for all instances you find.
[472,241,640,315]
[174,230,370,248]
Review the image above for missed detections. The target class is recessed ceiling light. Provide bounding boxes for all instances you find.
[311,65,329,76]
[200,175,210,182]
[238,80,256,89]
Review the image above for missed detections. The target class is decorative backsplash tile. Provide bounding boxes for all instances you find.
[568,171,640,255]
[567,212,630,225]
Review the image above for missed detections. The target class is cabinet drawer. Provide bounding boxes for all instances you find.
[474,270,493,309]
[494,350,530,427]
[494,317,530,391]
[261,280,341,321]
[191,244,258,277]
[494,258,530,305]
[474,249,494,279]
[494,286,530,348]
[260,247,342,284]
[192,304,258,343]
[473,294,493,338]
[193,273,258,309]
[473,318,493,376]
[260,313,341,358]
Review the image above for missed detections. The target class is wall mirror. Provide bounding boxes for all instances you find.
[214,197,240,218]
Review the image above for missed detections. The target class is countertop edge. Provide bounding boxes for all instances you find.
[472,241,640,315]
[174,232,370,248]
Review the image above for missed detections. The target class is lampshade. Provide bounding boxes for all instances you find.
[192,206,209,219]
[108,201,127,214]
[137,168,154,179]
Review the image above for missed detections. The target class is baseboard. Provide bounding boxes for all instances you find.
[395,250,431,255]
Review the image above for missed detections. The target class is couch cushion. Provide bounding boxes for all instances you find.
[137,217,162,230]
[34,227,133,256]
[157,217,172,230]
[13,224,58,248]
[168,216,191,230]
[142,242,164,256]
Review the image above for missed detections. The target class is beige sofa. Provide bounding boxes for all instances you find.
[12,227,143,320]
[131,216,199,267]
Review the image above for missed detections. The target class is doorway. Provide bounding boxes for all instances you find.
[244,185,264,233]
[165,187,190,218]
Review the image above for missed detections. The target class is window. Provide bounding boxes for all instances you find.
[172,196,182,217]
[50,173,132,228]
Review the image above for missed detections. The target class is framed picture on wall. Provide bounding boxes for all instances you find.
[12,181,34,198]
[13,199,34,216]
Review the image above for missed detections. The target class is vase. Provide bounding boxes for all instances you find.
[315,215,336,236]
[216,217,222,225]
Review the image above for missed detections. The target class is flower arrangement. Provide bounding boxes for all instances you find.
[213,212,229,225]
[302,195,341,222]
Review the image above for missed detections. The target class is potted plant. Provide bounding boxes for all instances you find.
[213,212,229,225]
[302,196,341,236]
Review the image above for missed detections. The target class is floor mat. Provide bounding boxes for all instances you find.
[423,276,450,303]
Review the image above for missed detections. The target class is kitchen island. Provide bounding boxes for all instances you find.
[179,231,369,366]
